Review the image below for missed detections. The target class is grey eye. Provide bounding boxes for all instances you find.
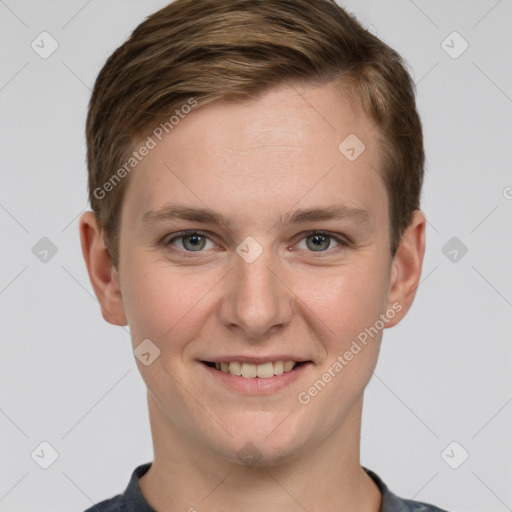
[302,233,338,252]
[168,232,215,252]
[182,234,206,251]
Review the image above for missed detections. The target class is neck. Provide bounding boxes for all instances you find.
[139,392,382,512]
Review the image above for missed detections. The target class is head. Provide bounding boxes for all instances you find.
[80,0,426,466]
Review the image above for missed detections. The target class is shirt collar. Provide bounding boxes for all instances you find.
[363,466,409,512]
[122,462,156,511]
[123,462,405,512]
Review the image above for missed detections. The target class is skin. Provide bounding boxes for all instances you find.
[80,80,426,512]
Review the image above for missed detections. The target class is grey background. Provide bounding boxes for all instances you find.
[1,1,511,511]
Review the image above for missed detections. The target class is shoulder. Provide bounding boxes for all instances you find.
[363,467,450,512]
[81,462,154,512]
[397,497,450,511]
[82,494,125,512]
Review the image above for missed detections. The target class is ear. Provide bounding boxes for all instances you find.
[79,211,127,326]
[384,210,426,328]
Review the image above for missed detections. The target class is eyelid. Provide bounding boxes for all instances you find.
[165,230,218,252]
[164,229,351,256]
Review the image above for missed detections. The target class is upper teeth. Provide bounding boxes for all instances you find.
[215,361,298,378]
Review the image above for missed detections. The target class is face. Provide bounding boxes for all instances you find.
[82,80,424,466]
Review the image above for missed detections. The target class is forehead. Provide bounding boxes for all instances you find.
[122,81,386,231]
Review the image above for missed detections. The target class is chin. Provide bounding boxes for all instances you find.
[207,417,311,468]
[225,441,305,468]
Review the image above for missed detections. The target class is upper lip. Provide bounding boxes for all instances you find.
[201,356,310,365]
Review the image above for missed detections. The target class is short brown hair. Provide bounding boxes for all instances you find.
[86,0,424,269]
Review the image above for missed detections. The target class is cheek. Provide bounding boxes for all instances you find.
[297,260,388,340]
[292,266,387,429]
[121,258,218,347]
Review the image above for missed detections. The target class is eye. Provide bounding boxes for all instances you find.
[295,231,348,253]
[166,231,216,253]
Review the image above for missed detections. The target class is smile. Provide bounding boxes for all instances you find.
[200,359,312,394]
[203,360,300,379]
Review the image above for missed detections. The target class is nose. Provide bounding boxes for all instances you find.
[218,246,294,340]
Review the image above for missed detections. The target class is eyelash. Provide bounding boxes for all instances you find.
[163,230,351,258]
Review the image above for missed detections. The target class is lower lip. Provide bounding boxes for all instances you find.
[200,362,312,395]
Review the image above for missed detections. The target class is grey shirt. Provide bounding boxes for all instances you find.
[83,462,449,512]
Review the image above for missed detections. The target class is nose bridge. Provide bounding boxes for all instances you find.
[221,238,292,338]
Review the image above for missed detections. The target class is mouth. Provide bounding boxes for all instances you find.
[201,360,310,379]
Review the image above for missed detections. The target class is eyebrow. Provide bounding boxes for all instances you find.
[138,203,370,229]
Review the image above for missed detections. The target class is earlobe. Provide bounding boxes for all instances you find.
[385,210,426,328]
[79,211,128,326]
